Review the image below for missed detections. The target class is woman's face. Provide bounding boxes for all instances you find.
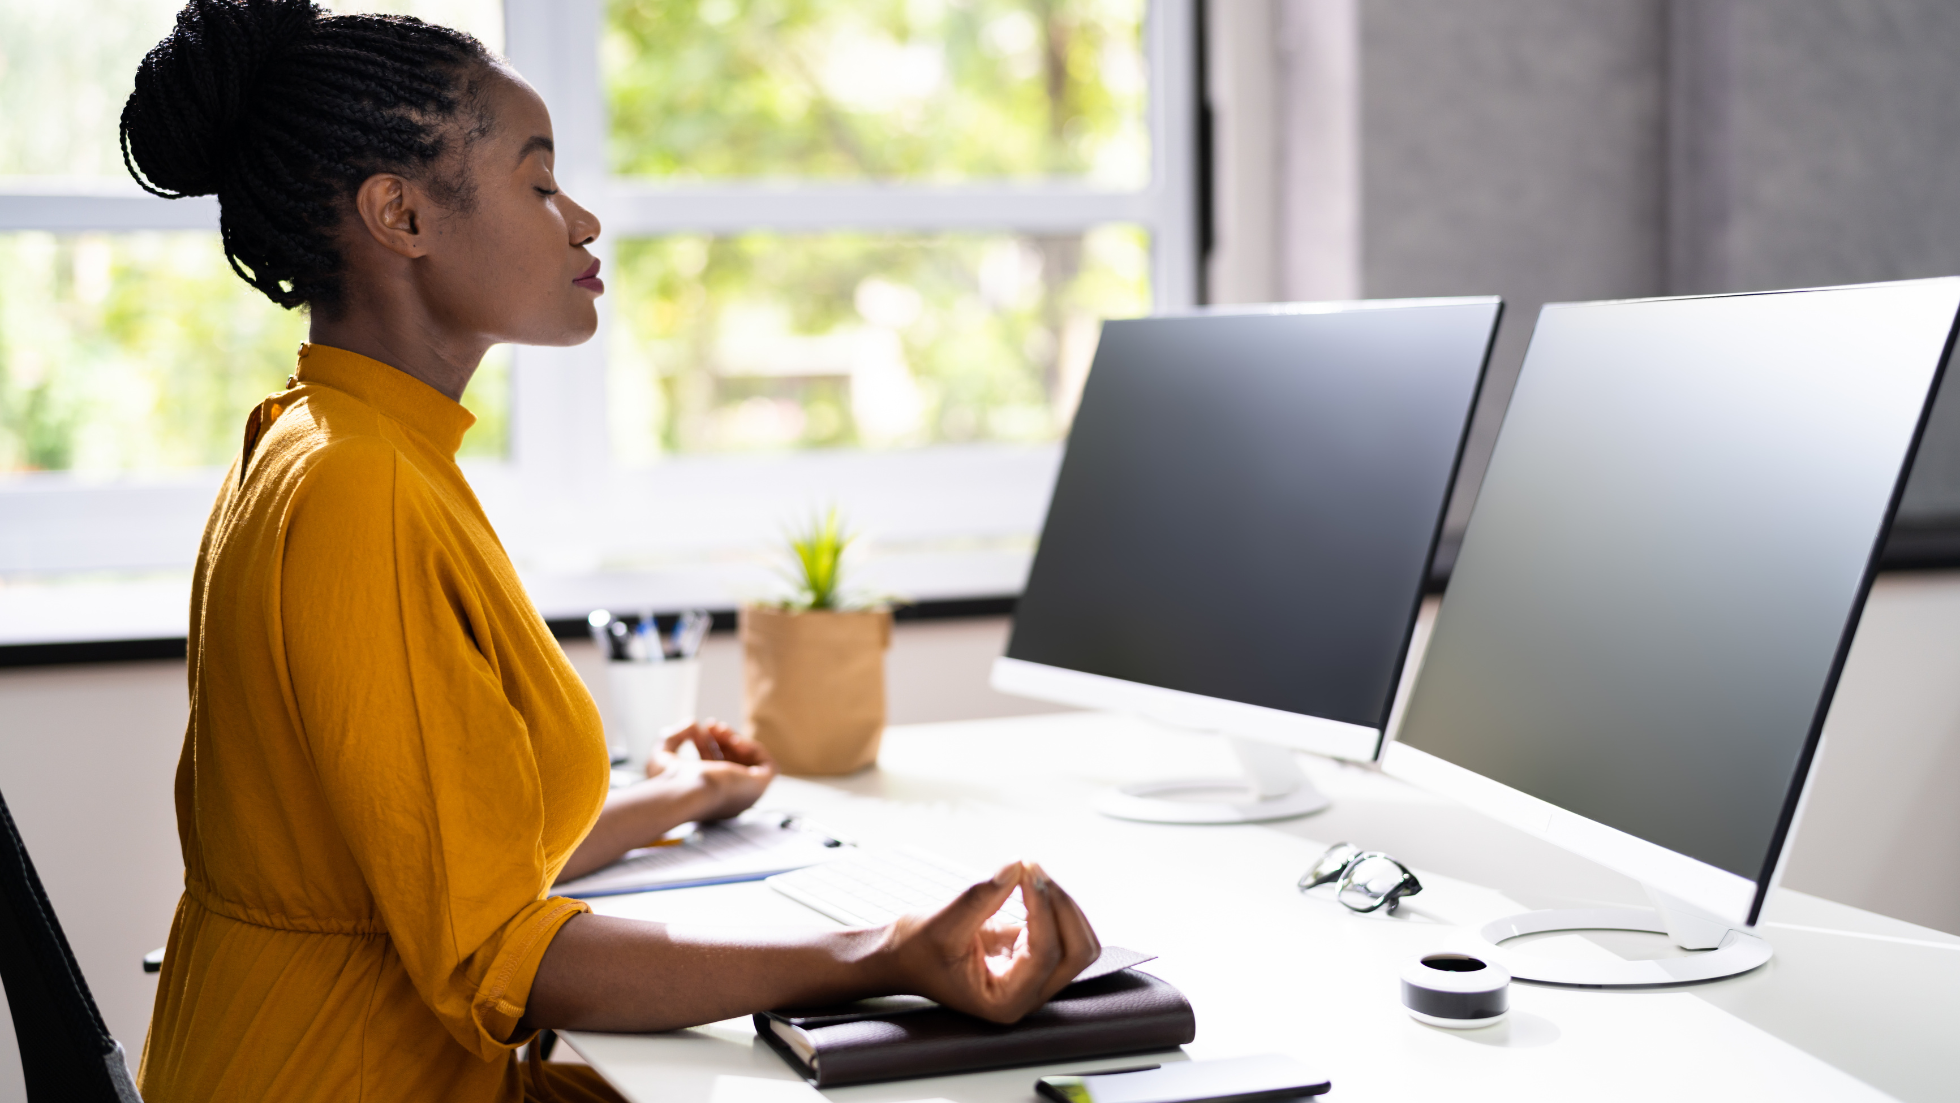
[413,66,604,348]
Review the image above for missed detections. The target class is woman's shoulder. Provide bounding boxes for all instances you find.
[255,383,455,495]
[249,390,392,492]
[216,381,478,566]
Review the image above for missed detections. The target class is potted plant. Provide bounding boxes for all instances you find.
[740,508,892,775]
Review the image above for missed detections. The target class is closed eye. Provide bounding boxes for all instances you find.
[536,186,560,197]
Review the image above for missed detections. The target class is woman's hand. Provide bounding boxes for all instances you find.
[881,860,1102,1024]
[648,719,777,822]
[558,719,777,881]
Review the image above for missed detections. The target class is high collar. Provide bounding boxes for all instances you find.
[292,343,477,458]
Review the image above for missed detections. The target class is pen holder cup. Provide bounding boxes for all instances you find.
[604,659,703,772]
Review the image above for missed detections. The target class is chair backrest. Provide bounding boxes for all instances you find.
[0,787,143,1102]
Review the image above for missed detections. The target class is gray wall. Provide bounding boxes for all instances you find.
[1358,0,1667,531]
[1233,0,1960,527]
[1694,0,1960,523]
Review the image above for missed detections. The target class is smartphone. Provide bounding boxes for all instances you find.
[1036,1055,1330,1103]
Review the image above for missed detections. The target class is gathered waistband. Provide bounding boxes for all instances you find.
[184,882,389,938]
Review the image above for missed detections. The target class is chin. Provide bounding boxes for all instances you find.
[515,304,601,348]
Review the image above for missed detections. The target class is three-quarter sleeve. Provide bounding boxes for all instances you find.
[279,437,588,1059]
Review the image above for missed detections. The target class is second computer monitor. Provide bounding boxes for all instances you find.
[996,298,1500,764]
[1386,278,1960,955]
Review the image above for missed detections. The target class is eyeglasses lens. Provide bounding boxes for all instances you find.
[1335,854,1421,914]
[1299,842,1361,891]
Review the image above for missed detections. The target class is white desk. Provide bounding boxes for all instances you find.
[565,713,1960,1103]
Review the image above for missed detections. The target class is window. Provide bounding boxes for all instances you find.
[605,0,1150,186]
[607,227,1150,458]
[0,232,511,475]
[0,0,1196,643]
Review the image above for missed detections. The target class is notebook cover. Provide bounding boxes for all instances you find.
[754,968,1196,1087]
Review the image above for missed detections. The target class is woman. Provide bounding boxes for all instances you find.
[119,3,1101,1100]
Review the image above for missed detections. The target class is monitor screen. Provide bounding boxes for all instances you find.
[1391,280,1959,921]
[1006,300,1500,739]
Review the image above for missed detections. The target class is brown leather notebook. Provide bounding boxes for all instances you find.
[754,966,1196,1088]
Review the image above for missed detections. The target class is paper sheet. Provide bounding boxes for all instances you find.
[554,816,844,898]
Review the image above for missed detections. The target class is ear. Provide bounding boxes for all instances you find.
[353,174,429,260]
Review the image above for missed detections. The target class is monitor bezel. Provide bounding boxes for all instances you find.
[1381,280,1960,928]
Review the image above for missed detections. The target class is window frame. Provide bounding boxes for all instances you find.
[0,0,1199,643]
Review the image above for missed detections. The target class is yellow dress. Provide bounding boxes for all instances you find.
[139,344,624,1102]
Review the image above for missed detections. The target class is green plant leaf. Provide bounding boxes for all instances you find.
[781,505,855,610]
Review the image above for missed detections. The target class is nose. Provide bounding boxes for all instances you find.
[565,192,601,246]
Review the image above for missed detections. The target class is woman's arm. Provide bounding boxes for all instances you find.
[558,721,775,882]
[523,860,1101,1032]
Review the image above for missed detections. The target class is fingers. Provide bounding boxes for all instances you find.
[668,718,776,771]
[888,861,1101,1026]
[661,720,734,761]
[712,724,772,770]
[728,732,775,771]
[978,864,1099,1020]
[660,722,708,757]
[963,865,1062,1019]
[930,863,1024,946]
[1015,864,1069,993]
[1030,869,1101,1004]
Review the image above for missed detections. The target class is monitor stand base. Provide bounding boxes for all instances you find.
[1479,887,1773,987]
[1092,736,1331,824]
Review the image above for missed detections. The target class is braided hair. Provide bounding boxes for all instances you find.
[120,0,495,310]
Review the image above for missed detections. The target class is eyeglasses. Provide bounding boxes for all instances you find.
[1297,842,1424,915]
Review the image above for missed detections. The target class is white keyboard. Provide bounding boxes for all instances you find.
[767,847,1028,928]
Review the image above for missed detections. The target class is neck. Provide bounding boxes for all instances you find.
[307,302,489,403]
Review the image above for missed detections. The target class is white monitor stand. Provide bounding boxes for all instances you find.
[1093,734,1330,824]
[991,657,1371,824]
[1477,886,1771,987]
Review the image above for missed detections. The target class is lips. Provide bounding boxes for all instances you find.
[573,257,604,295]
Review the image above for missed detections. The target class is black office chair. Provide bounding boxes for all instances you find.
[0,787,144,1102]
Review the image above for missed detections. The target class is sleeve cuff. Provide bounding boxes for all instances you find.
[471,896,591,1055]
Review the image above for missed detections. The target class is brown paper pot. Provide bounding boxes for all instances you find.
[740,605,892,776]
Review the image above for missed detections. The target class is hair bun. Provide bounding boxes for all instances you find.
[121,0,322,198]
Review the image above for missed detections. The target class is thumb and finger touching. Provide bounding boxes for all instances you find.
[915,861,1100,1023]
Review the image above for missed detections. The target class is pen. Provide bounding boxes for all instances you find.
[608,618,637,662]
[633,614,664,663]
[668,609,706,660]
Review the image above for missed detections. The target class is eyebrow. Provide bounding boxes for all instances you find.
[516,135,555,165]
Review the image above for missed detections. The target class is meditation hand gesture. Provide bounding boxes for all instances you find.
[883,860,1102,1024]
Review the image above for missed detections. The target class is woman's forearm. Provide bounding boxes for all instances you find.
[561,726,779,883]
[558,777,718,882]
[522,913,898,1033]
[522,863,1102,1036]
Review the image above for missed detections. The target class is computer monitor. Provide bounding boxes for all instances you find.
[992,298,1502,823]
[1384,278,1960,987]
